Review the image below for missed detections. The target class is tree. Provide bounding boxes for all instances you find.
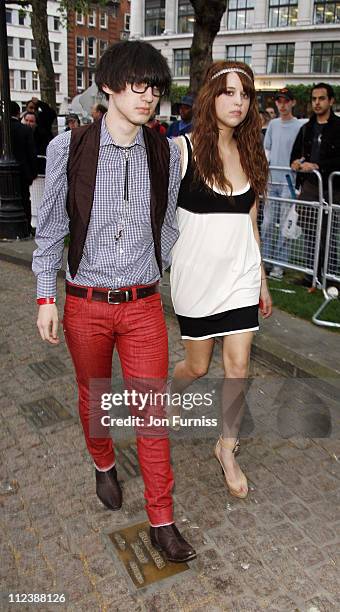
[30,0,56,109]
[14,0,105,111]
[189,0,227,95]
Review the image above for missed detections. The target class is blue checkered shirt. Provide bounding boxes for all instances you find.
[32,119,181,298]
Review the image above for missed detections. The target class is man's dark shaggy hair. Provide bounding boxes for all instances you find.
[312,82,335,101]
[95,40,172,99]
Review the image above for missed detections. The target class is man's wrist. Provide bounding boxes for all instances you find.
[37,297,56,305]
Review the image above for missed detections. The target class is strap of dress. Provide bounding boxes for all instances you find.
[182,134,193,180]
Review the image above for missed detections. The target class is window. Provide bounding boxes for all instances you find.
[53,16,60,31]
[9,70,14,90]
[19,39,26,59]
[32,71,39,91]
[124,13,130,31]
[53,42,60,62]
[18,11,25,26]
[268,0,298,27]
[20,70,27,90]
[88,37,97,58]
[227,0,254,30]
[76,68,85,91]
[76,11,84,25]
[8,37,14,58]
[99,39,108,56]
[314,1,340,24]
[226,44,252,65]
[174,48,190,77]
[178,0,195,33]
[88,9,96,27]
[55,74,60,93]
[267,43,295,73]
[76,37,84,56]
[100,11,108,28]
[89,70,96,85]
[31,39,37,60]
[311,41,340,72]
[145,0,165,35]
[6,9,12,24]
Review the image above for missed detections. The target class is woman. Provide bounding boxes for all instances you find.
[170,61,272,498]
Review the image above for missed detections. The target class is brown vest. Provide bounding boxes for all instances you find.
[66,120,170,279]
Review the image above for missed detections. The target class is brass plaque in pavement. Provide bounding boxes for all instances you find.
[108,521,189,588]
[20,396,72,428]
[29,356,68,381]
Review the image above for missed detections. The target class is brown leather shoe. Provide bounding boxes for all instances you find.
[95,466,122,510]
[150,524,196,563]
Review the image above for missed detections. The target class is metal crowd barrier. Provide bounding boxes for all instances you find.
[30,156,46,229]
[312,171,340,329]
[259,165,324,288]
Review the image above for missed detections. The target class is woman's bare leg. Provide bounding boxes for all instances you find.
[216,331,254,495]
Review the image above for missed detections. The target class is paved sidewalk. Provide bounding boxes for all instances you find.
[0,243,339,611]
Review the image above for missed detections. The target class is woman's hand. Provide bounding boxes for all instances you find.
[259,281,272,318]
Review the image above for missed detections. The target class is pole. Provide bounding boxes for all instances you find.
[0,0,29,239]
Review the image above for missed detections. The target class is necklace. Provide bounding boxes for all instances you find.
[114,147,131,241]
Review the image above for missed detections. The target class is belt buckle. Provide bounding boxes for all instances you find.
[107,289,130,304]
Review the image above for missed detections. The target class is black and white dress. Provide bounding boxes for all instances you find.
[170,135,261,340]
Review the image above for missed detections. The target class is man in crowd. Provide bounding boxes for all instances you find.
[4,102,38,234]
[259,109,271,140]
[25,97,57,153]
[65,113,81,130]
[167,94,194,138]
[32,40,196,563]
[265,106,276,120]
[91,103,107,122]
[291,83,340,286]
[262,88,301,279]
[146,112,167,134]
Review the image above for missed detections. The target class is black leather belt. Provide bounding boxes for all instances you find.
[66,282,159,304]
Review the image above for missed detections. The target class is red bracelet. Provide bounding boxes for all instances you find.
[37,297,56,305]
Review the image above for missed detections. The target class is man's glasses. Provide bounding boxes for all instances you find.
[130,82,164,98]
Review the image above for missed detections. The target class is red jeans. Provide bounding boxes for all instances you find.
[62,282,174,527]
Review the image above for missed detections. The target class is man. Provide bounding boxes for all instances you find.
[167,94,194,138]
[291,83,340,286]
[22,110,37,129]
[25,97,57,147]
[65,113,81,130]
[146,112,167,134]
[262,88,301,279]
[4,102,38,233]
[259,109,271,140]
[32,40,196,563]
[265,106,276,120]
[91,103,107,122]
[22,110,46,174]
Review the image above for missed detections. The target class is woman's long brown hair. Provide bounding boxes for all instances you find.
[191,61,268,199]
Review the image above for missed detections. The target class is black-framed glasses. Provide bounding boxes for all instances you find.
[130,82,164,97]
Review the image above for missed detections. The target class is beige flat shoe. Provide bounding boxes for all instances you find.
[214,435,248,499]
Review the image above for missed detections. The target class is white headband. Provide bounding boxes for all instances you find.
[211,68,253,83]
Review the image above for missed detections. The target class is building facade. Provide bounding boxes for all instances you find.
[67,1,131,99]
[6,1,68,111]
[130,0,340,96]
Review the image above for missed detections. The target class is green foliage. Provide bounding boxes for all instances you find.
[169,84,190,104]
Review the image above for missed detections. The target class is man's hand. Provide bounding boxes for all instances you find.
[37,304,60,344]
[300,162,319,172]
[291,159,302,171]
